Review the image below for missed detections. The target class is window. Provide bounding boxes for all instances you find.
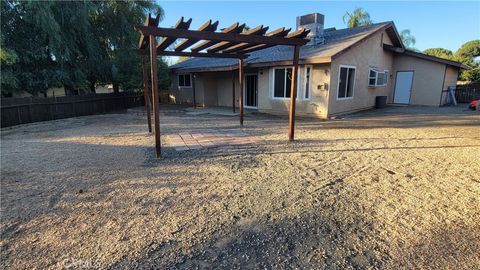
[178,74,191,87]
[338,65,356,99]
[368,68,388,87]
[369,69,377,86]
[273,68,292,98]
[304,66,312,99]
[377,72,385,85]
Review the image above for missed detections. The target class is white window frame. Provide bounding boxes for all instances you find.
[272,67,293,100]
[368,68,378,87]
[368,68,388,87]
[337,65,356,100]
[178,74,192,88]
[303,65,313,100]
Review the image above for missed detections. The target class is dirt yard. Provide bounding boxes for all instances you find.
[1,105,479,269]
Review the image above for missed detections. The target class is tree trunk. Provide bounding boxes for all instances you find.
[89,80,96,93]
[64,85,76,96]
[113,82,119,94]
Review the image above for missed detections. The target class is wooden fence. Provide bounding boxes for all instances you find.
[455,82,480,103]
[1,92,144,128]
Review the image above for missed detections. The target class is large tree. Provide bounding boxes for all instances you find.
[0,0,169,97]
[423,48,455,61]
[399,29,416,50]
[343,8,372,28]
[455,40,480,81]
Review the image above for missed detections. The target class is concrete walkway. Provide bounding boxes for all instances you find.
[165,129,260,151]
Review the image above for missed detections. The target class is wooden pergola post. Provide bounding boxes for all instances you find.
[288,45,300,141]
[232,70,235,113]
[239,58,244,125]
[149,35,161,157]
[192,73,196,108]
[141,57,152,133]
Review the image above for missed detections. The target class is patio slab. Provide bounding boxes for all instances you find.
[165,129,260,151]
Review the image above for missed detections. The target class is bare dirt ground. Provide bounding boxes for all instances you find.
[1,105,479,269]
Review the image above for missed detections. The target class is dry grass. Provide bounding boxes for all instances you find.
[1,106,479,269]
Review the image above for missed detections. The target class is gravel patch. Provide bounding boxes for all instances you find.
[1,105,479,269]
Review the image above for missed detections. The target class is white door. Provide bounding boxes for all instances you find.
[394,71,414,104]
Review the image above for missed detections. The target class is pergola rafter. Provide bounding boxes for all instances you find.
[190,23,245,53]
[137,12,309,157]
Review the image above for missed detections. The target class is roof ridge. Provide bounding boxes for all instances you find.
[329,21,392,33]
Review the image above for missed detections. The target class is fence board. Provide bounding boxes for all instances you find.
[1,92,144,128]
[455,82,480,103]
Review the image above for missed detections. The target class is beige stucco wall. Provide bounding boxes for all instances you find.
[170,73,196,104]
[440,66,459,105]
[258,64,331,118]
[328,29,394,116]
[170,71,240,108]
[392,54,452,106]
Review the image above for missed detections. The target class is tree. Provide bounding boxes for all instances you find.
[1,1,170,97]
[454,40,480,64]
[423,48,455,61]
[343,8,372,28]
[399,29,416,49]
[455,40,480,81]
[89,1,162,93]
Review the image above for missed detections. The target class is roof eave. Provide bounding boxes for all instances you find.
[383,44,468,69]
[170,56,332,73]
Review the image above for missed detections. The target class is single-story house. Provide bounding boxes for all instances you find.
[169,13,467,118]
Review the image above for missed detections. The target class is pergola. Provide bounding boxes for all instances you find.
[137,13,310,157]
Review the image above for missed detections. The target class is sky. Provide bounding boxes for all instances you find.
[157,1,480,53]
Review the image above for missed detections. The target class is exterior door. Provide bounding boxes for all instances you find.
[244,74,258,108]
[394,71,414,104]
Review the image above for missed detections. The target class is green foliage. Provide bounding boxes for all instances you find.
[343,8,372,28]
[400,29,416,49]
[454,40,480,64]
[455,40,480,81]
[423,48,455,61]
[423,40,480,81]
[1,0,169,96]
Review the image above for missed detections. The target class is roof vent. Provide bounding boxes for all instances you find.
[296,13,325,45]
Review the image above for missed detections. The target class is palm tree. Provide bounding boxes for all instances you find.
[399,29,416,49]
[343,8,372,28]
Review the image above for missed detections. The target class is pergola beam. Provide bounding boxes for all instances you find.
[137,25,309,46]
[137,49,248,59]
[174,20,219,51]
[159,50,248,59]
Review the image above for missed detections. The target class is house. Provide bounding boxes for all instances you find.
[169,13,467,118]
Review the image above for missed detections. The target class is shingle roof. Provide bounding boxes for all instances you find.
[170,22,393,72]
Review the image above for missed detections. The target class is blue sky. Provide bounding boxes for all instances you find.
[158,1,480,53]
